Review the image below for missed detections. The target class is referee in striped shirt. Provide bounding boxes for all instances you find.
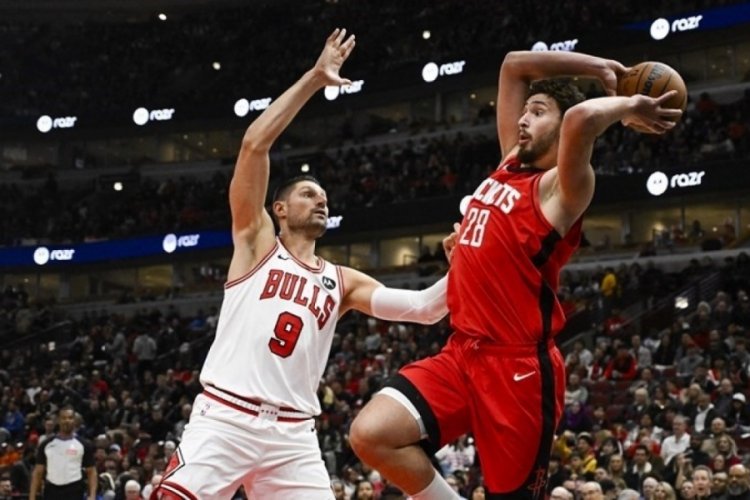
[29,406,97,500]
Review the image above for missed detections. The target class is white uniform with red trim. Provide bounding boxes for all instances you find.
[155,239,343,500]
[201,238,343,415]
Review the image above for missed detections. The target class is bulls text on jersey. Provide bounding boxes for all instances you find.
[259,269,336,329]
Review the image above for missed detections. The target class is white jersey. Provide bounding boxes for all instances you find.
[200,239,343,416]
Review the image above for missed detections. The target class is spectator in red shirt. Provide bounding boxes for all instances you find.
[604,345,637,380]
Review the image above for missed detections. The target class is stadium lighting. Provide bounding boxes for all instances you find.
[212,61,221,71]
[422,30,431,40]
[113,182,123,191]
[158,13,167,21]
[300,163,310,173]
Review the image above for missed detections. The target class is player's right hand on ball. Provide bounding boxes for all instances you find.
[621,91,683,134]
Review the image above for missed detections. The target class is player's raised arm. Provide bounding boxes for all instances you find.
[229,29,355,249]
[496,50,623,160]
[555,91,682,219]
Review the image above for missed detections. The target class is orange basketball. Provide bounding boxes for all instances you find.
[617,61,688,116]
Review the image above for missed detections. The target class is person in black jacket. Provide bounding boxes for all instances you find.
[727,464,750,500]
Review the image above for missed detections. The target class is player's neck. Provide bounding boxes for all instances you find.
[279,233,319,267]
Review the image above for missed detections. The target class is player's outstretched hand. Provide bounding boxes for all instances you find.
[314,28,356,87]
[621,90,683,134]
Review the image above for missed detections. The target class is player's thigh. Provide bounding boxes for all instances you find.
[469,348,564,493]
[390,349,472,448]
[245,420,332,500]
[157,395,261,499]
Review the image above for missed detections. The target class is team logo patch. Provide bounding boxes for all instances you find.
[322,277,336,290]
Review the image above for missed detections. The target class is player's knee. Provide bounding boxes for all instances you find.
[349,408,386,458]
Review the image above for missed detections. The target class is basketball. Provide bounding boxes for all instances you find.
[617,61,688,115]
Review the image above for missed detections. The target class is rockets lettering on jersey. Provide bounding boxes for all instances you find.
[471,177,521,214]
[259,269,336,329]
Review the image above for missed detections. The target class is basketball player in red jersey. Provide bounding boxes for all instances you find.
[350,51,681,498]
[151,30,452,500]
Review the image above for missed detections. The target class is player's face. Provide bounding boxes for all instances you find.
[283,181,329,238]
[517,93,561,165]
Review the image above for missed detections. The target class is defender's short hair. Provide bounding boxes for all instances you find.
[527,78,586,116]
[272,175,322,202]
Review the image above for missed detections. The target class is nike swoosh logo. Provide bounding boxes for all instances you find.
[513,371,536,382]
[277,255,290,260]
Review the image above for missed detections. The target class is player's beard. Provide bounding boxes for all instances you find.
[288,212,327,239]
[517,128,558,165]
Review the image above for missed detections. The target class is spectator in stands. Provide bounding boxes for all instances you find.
[630,335,652,371]
[715,434,742,469]
[131,330,157,383]
[714,378,737,419]
[567,340,594,369]
[726,393,750,435]
[1,402,25,441]
[642,476,659,498]
[577,433,598,478]
[580,481,604,499]
[653,480,677,500]
[0,477,13,500]
[596,436,622,470]
[677,346,705,384]
[679,480,696,499]
[653,331,678,368]
[690,392,718,435]
[661,415,691,465]
[435,435,475,477]
[604,344,637,381]
[124,479,143,500]
[565,372,589,406]
[550,485,573,500]
[714,471,730,497]
[607,453,627,485]
[691,465,713,499]
[726,464,750,500]
[561,401,593,434]
[624,444,653,490]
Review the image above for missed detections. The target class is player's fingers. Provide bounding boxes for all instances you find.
[658,108,683,120]
[453,222,461,233]
[339,78,353,86]
[655,90,678,104]
[328,28,340,43]
[342,37,355,58]
[335,28,347,45]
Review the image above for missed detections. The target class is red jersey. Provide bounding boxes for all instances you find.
[447,157,581,344]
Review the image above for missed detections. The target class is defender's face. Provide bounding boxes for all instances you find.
[517,93,562,164]
[280,181,329,237]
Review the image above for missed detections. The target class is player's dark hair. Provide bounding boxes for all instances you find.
[271,175,322,202]
[527,78,586,116]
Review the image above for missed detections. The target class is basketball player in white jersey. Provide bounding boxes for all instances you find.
[151,29,450,500]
